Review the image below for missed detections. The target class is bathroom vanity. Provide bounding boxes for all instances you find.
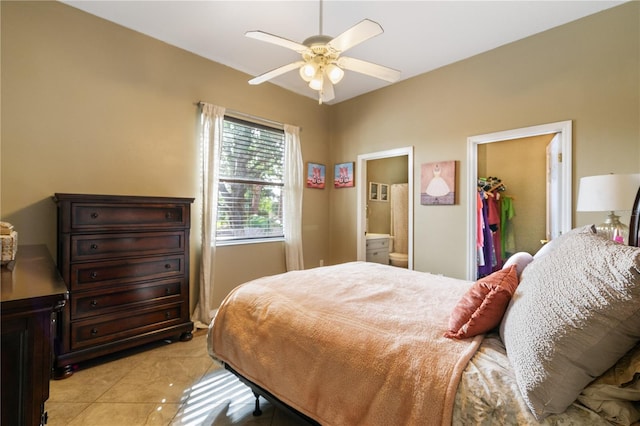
[365,233,390,265]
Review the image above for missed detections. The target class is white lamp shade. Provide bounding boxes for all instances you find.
[309,70,324,91]
[299,63,316,82]
[326,63,344,84]
[577,173,640,212]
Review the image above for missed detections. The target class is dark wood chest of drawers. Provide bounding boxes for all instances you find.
[53,194,194,378]
[1,245,68,426]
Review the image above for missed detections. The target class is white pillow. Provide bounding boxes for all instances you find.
[502,252,533,279]
[500,231,640,420]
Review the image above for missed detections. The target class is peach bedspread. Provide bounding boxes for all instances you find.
[208,262,483,426]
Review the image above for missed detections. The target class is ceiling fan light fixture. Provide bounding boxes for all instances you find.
[309,71,324,91]
[326,63,344,84]
[246,4,397,104]
[299,62,316,82]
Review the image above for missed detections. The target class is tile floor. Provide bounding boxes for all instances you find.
[46,329,304,426]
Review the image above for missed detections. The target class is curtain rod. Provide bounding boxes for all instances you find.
[196,101,300,131]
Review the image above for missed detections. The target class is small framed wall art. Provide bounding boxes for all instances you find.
[306,162,326,189]
[334,162,355,188]
[421,160,456,205]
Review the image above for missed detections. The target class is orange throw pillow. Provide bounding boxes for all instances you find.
[444,265,518,339]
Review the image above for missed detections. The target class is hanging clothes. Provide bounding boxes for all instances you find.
[478,191,495,278]
[477,177,514,277]
[477,191,484,250]
[487,194,503,272]
[477,191,486,270]
[501,196,516,258]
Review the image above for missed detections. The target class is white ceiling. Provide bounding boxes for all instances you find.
[62,1,626,105]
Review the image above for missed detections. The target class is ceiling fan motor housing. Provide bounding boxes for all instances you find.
[302,34,333,49]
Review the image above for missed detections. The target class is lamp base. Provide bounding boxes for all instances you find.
[595,212,628,244]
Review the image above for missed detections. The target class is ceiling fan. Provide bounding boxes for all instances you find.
[245,0,401,104]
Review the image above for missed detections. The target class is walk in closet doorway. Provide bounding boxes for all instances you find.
[466,121,573,280]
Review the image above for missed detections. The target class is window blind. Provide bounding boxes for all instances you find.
[216,116,285,241]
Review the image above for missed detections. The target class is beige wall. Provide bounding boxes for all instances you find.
[329,2,639,277]
[2,2,639,310]
[0,1,331,308]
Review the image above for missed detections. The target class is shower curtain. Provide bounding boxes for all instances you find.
[390,183,409,254]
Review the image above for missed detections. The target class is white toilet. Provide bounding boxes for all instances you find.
[389,252,408,268]
[389,236,409,268]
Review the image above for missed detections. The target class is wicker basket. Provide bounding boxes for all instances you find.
[1,230,18,265]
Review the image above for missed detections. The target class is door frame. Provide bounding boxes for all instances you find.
[466,121,572,280]
[356,146,414,270]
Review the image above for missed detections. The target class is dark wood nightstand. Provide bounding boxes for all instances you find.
[1,245,68,426]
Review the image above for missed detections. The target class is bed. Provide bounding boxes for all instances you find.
[208,188,640,426]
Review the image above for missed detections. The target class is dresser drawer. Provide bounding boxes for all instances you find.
[70,303,184,350]
[367,249,389,264]
[366,238,389,250]
[70,202,188,231]
[71,278,184,319]
[69,255,185,291]
[71,231,186,261]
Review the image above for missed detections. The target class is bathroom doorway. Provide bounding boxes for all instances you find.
[356,147,414,270]
[466,121,572,280]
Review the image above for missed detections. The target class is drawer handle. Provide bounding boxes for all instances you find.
[90,300,98,307]
[165,287,171,295]
[89,271,98,279]
[90,243,98,250]
[90,212,99,219]
[164,264,172,269]
[91,328,98,335]
[165,212,173,220]
[165,311,171,319]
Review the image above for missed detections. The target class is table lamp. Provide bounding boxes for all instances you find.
[577,173,640,243]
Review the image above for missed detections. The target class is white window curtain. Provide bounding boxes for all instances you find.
[192,103,225,328]
[283,124,304,271]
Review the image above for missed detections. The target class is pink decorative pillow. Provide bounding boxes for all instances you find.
[444,265,518,339]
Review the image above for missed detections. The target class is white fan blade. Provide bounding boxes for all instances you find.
[328,19,383,53]
[249,61,305,85]
[337,56,400,83]
[321,81,335,103]
[245,30,309,54]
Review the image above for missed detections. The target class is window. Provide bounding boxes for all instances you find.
[216,116,285,242]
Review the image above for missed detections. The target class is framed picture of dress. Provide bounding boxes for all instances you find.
[306,162,326,189]
[334,162,355,188]
[421,161,456,205]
